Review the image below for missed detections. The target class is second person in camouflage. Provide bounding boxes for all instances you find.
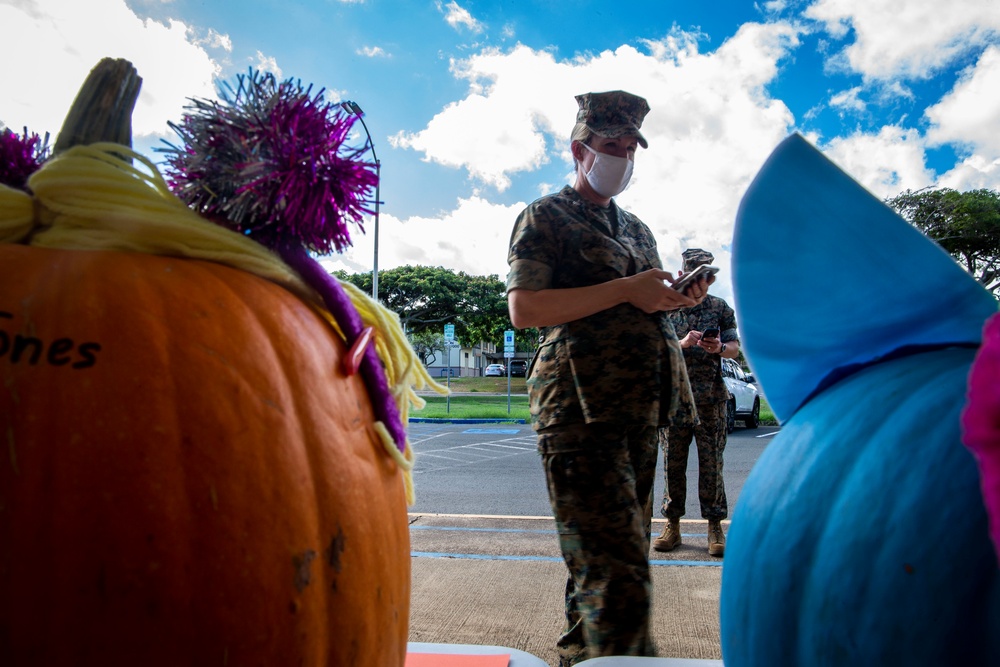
[654,248,741,558]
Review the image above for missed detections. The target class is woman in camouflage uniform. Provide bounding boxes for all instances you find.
[506,90,710,666]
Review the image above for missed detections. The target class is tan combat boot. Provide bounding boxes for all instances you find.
[653,519,681,552]
[708,520,726,557]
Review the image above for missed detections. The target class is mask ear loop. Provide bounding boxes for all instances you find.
[578,142,603,179]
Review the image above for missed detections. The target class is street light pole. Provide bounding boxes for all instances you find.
[340,100,380,301]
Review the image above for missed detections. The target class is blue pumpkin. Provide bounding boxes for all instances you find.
[719,134,1000,665]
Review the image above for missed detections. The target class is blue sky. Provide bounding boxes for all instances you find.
[3,0,1000,306]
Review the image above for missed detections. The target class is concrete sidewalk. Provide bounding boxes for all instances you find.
[407,514,725,667]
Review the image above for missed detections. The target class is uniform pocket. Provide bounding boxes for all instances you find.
[527,334,581,428]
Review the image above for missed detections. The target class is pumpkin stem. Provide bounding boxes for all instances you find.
[53,58,142,155]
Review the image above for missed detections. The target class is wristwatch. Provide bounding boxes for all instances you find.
[720,343,727,355]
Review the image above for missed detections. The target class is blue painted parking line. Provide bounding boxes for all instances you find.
[411,525,555,535]
[411,551,721,567]
[649,559,722,568]
[413,551,560,562]
[411,525,709,539]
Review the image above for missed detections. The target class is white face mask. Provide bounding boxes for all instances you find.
[580,142,634,198]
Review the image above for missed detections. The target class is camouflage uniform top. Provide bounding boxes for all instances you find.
[667,294,738,404]
[507,185,696,431]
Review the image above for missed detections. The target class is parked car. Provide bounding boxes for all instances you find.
[485,364,505,377]
[721,357,760,431]
[508,359,528,377]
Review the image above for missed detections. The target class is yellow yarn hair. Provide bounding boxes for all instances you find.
[0,143,448,505]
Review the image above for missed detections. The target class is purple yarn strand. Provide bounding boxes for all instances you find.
[280,246,407,454]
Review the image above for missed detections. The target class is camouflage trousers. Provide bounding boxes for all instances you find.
[658,401,728,521]
[536,422,658,667]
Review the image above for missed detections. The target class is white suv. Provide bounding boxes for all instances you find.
[721,357,760,431]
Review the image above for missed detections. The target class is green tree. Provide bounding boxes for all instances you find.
[407,330,445,366]
[886,187,1000,293]
[454,273,511,346]
[334,265,538,350]
[335,265,464,333]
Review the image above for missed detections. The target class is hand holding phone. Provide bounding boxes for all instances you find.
[670,264,719,294]
[702,327,720,340]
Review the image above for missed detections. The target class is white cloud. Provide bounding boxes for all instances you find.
[389,76,550,191]
[200,28,232,52]
[253,50,282,77]
[323,195,525,280]
[438,1,484,34]
[392,21,802,194]
[936,154,1000,192]
[829,86,866,113]
[805,0,1000,80]
[0,0,222,140]
[388,21,808,301]
[925,45,1000,158]
[358,45,388,58]
[396,23,798,236]
[9,0,986,311]
[924,45,1000,191]
[822,126,935,198]
[760,1,790,13]
[876,81,913,103]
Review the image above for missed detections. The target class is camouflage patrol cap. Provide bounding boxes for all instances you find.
[575,90,650,148]
[682,248,715,272]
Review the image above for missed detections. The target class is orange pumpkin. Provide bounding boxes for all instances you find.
[0,243,410,664]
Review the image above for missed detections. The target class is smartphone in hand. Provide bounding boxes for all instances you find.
[702,327,720,339]
[670,264,719,294]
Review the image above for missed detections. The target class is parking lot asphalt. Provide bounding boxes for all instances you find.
[407,512,726,666]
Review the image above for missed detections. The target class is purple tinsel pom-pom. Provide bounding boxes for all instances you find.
[159,70,377,255]
[0,128,50,191]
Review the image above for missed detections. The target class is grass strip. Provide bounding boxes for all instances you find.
[411,394,530,421]
[411,388,778,426]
